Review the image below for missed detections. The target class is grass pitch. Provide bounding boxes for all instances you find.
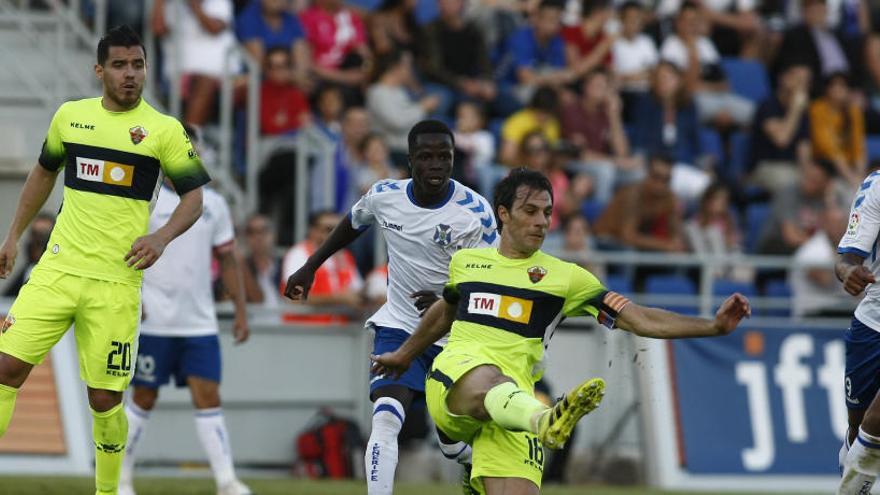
[0,477,819,494]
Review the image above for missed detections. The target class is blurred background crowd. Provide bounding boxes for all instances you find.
[12,0,880,321]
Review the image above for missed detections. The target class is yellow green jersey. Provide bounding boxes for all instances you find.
[36,97,210,286]
[441,247,630,383]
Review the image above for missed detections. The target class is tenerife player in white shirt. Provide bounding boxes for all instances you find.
[836,168,880,494]
[119,127,252,495]
[285,120,498,495]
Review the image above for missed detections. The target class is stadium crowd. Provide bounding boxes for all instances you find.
[43,0,880,317]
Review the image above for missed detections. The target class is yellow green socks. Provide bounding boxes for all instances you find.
[483,381,547,433]
[0,383,18,437]
[92,403,128,495]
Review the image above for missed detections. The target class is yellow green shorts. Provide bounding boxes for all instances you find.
[0,266,139,391]
[426,345,544,492]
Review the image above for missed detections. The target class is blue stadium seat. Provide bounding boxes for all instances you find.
[744,203,770,253]
[644,274,698,315]
[868,135,880,161]
[581,199,606,224]
[726,131,751,184]
[604,274,633,296]
[720,58,771,103]
[763,280,792,317]
[699,127,724,164]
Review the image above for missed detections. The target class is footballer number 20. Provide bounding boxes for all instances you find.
[107,341,132,372]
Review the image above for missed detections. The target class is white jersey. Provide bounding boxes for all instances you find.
[350,179,497,345]
[141,185,235,337]
[839,170,880,330]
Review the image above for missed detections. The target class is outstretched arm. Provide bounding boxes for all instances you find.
[0,163,60,278]
[218,246,249,344]
[616,293,751,339]
[371,299,457,379]
[284,215,365,300]
[125,187,203,270]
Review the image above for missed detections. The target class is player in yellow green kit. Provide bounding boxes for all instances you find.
[372,168,752,495]
[0,25,209,495]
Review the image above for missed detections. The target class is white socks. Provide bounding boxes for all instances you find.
[365,397,405,495]
[120,402,151,486]
[840,431,853,475]
[437,434,472,465]
[839,426,880,495]
[194,408,237,488]
[122,403,238,489]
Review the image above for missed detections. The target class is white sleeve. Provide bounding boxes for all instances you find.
[839,179,880,258]
[659,38,686,69]
[202,0,233,22]
[461,192,498,248]
[210,195,236,248]
[281,246,310,281]
[349,186,378,230]
[643,37,659,67]
[473,132,496,167]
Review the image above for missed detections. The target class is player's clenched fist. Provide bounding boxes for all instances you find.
[0,237,17,279]
[125,233,167,270]
[713,293,751,336]
[284,265,316,301]
[842,265,876,296]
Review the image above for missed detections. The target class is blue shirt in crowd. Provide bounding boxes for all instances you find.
[236,0,304,49]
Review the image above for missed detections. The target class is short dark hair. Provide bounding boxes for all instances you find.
[619,0,644,13]
[529,86,560,114]
[582,0,611,16]
[308,209,338,228]
[358,132,386,155]
[97,25,145,66]
[493,168,554,232]
[370,48,407,83]
[539,0,566,10]
[814,158,837,178]
[824,71,851,89]
[265,46,291,64]
[407,119,455,153]
[679,0,699,15]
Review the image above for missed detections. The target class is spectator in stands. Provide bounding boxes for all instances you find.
[810,71,866,185]
[660,1,755,128]
[464,0,528,61]
[502,0,573,104]
[775,0,851,91]
[312,84,345,138]
[354,133,399,195]
[152,0,238,125]
[561,0,614,84]
[613,1,659,122]
[594,154,688,253]
[655,0,763,58]
[684,183,751,280]
[2,212,54,297]
[368,0,420,56]
[366,49,441,168]
[756,158,851,255]
[864,27,880,133]
[453,101,497,194]
[365,264,389,307]
[241,214,282,307]
[556,213,604,278]
[419,0,512,116]
[260,47,311,136]
[790,204,852,317]
[749,61,813,192]
[562,69,643,205]
[281,210,363,321]
[299,0,370,97]
[237,0,310,88]
[520,131,592,231]
[632,61,711,202]
[332,107,371,212]
[500,85,561,164]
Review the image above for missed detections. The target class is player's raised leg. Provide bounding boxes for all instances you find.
[447,365,604,450]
